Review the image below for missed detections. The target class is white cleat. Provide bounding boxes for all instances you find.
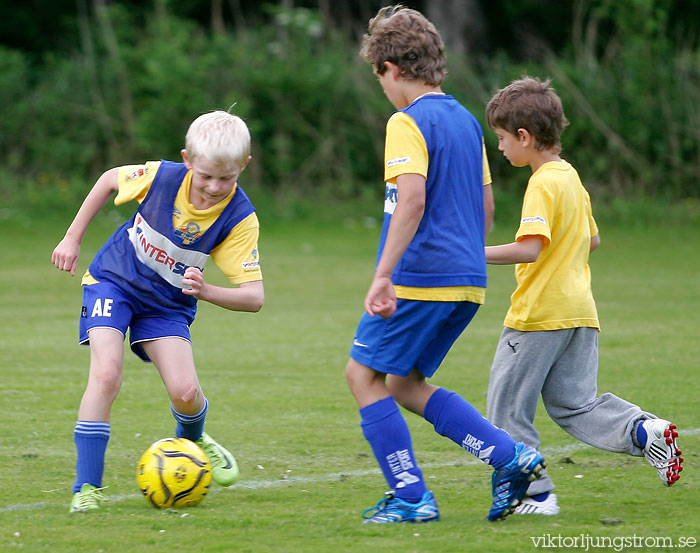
[641,419,683,486]
[514,493,560,515]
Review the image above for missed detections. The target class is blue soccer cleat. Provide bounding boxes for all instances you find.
[488,443,545,521]
[362,490,440,523]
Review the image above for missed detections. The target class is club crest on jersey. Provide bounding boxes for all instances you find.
[174,222,203,245]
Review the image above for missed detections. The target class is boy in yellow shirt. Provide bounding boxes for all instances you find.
[484,77,683,515]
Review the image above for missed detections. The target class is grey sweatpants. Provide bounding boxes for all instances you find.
[487,326,653,495]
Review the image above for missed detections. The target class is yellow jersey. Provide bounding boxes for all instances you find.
[505,160,599,331]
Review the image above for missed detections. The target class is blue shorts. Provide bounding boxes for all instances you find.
[79,280,193,362]
[349,299,480,377]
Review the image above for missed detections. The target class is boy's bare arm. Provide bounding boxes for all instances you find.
[52,167,120,276]
[485,235,544,265]
[365,173,426,318]
[590,233,600,252]
[182,269,264,312]
[483,184,494,239]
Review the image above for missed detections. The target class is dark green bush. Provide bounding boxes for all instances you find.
[0,2,698,225]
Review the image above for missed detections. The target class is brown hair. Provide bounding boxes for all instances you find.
[360,5,446,86]
[486,77,569,153]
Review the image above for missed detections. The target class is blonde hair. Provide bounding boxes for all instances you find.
[360,5,446,86]
[486,77,568,154]
[185,110,251,168]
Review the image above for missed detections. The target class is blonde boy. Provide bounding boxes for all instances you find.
[52,110,264,512]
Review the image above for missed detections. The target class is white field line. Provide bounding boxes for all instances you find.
[3,428,697,513]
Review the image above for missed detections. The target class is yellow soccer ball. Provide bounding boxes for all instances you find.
[136,437,212,508]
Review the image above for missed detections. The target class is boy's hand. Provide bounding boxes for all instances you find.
[364,275,397,319]
[51,238,81,276]
[182,266,206,297]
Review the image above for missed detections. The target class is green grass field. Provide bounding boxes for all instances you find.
[1,213,698,553]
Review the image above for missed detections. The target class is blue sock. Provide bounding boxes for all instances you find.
[635,419,648,448]
[424,388,515,469]
[360,396,427,502]
[73,421,110,493]
[172,398,208,442]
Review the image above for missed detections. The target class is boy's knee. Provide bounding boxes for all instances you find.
[386,374,415,408]
[346,359,393,408]
[171,382,202,411]
[387,379,408,404]
[345,359,366,390]
[180,383,199,404]
[91,365,123,397]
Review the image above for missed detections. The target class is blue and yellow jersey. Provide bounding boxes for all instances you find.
[379,94,489,303]
[84,161,261,287]
[85,161,261,312]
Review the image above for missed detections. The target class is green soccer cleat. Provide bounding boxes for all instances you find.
[69,483,108,513]
[196,432,240,487]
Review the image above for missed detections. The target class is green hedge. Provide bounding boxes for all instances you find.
[1,2,698,223]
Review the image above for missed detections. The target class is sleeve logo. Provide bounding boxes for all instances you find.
[386,156,411,167]
[125,166,149,181]
[520,216,546,225]
[242,261,260,271]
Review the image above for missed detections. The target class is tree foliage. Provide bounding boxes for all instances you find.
[0,0,698,217]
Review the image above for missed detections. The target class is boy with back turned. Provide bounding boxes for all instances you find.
[344,5,545,524]
[484,77,683,515]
